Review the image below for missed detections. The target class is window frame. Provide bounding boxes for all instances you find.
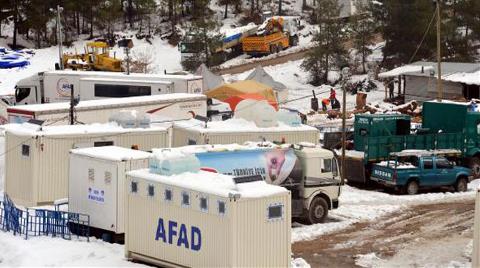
[217,200,226,216]
[181,191,190,207]
[147,184,155,197]
[130,181,138,194]
[164,188,173,202]
[199,196,208,212]
[267,203,284,222]
[21,144,30,157]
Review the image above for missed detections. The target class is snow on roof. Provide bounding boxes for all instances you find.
[9,93,205,113]
[174,118,318,133]
[71,146,151,161]
[378,65,434,78]
[391,149,462,157]
[443,70,480,86]
[128,169,288,198]
[45,70,202,80]
[379,61,480,79]
[3,122,169,137]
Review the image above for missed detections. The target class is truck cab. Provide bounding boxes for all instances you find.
[371,152,473,194]
[291,146,341,224]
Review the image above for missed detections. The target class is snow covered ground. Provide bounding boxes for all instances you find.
[0,34,182,95]
[223,59,387,113]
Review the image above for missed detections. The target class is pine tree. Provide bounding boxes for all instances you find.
[349,0,376,74]
[219,0,240,19]
[301,0,347,85]
[181,0,223,72]
[97,0,123,41]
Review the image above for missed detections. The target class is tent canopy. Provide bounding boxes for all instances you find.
[246,65,287,92]
[206,80,277,104]
[195,63,225,91]
[224,93,278,111]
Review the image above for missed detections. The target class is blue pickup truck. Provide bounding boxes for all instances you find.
[370,152,473,195]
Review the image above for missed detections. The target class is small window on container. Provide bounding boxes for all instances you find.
[21,144,29,157]
[267,203,284,221]
[164,188,173,201]
[148,184,155,197]
[131,181,138,193]
[182,192,190,207]
[200,197,208,212]
[218,200,226,216]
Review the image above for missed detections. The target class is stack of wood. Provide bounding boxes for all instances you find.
[354,100,421,116]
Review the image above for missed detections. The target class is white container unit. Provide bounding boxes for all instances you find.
[125,170,291,267]
[7,94,207,125]
[172,118,320,147]
[69,146,151,234]
[4,122,171,206]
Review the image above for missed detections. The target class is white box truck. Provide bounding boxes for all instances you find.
[69,146,151,242]
[12,70,203,105]
[7,93,207,125]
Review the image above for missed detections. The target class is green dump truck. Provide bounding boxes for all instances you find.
[345,101,480,184]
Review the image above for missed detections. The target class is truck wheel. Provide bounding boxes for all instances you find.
[405,180,419,195]
[469,157,480,179]
[307,196,328,224]
[455,177,468,192]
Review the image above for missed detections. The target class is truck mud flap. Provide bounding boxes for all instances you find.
[343,157,368,184]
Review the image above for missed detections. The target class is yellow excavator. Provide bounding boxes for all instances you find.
[63,41,123,72]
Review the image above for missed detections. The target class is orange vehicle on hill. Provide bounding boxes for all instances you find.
[242,16,300,56]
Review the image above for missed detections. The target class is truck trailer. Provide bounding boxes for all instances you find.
[345,101,480,184]
[12,70,203,105]
[174,143,341,224]
[7,93,207,125]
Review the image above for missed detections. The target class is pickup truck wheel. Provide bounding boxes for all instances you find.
[307,196,328,224]
[405,180,419,195]
[455,177,468,192]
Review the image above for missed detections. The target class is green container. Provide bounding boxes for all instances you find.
[354,114,411,151]
[422,101,468,133]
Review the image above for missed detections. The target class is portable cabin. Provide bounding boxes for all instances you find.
[4,122,170,206]
[69,146,151,236]
[125,170,291,267]
[172,118,320,147]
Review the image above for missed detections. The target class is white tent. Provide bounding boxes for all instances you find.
[246,66,288,103]
[195,64,225,91]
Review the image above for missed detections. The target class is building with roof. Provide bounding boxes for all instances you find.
[379,61,480,102]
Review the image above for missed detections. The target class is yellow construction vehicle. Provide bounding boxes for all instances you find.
[242,16,300,56]
[63,41,123,72]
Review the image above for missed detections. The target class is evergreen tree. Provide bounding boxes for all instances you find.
[181,0,223,72]
[97,0,123,41]
[349,0,376,74]
[301,0,347,85]
[219,0,240,19]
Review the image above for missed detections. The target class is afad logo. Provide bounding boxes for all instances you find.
[56,78,72,97]
[189,81,202,94]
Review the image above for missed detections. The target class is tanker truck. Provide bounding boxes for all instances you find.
[178,143,342,224]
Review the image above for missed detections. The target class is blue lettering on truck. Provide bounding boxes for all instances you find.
[155,218,202,251]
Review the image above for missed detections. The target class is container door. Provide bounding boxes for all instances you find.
[435,157,455,185]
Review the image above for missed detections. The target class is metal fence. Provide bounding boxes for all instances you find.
[0,194,90,240]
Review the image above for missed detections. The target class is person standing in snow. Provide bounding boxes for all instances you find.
[329,88,337,109]
[388,80,395,99]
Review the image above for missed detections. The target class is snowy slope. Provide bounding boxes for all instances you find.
[0,35,181,96]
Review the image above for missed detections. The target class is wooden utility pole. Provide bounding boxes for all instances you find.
[69,85,74,125]
[436,0,442,101]
[341,67,350,185]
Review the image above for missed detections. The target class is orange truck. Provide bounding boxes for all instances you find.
[242,16,300,56]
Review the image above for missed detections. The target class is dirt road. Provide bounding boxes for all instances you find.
[214,49,309,75]
[293,200,474,267]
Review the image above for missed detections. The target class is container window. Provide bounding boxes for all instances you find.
[182,192,190,207]
[104,171,112,184]
[88,168,95,181]
[21,144,29,157]
[131,181,138,193]
[148,184,155,197]
[267,203,284,221]
[200,197,208,212]
[94,141,114,147]
[218,200,226,216]
[165,188,172,201]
